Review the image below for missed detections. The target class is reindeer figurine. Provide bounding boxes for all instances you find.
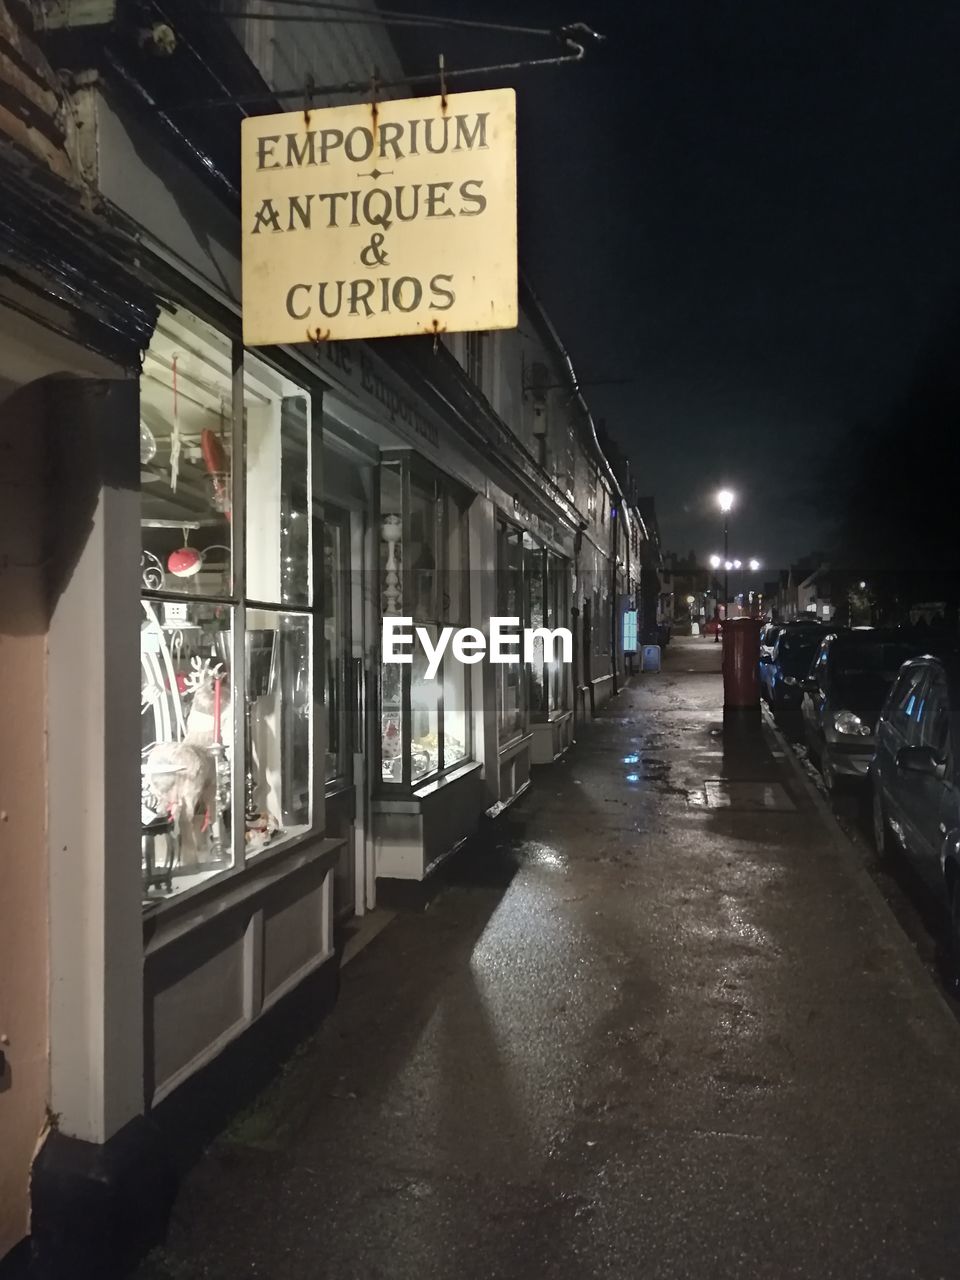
[145,657,227,869]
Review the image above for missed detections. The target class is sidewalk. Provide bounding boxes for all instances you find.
[140,636,960,1279]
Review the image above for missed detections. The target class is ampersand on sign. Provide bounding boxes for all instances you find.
[360,232,389,268]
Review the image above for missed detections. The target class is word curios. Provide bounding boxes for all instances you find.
[383,618,574,680]
[251,112,491,324]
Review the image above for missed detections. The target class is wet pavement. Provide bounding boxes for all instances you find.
[138,637,960,1279]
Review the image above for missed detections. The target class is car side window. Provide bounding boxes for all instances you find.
[888,667,928,741]
[919,678,950,761]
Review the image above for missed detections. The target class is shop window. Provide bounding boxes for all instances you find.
[524,535,547,717]
[548,553,569,714]
[411,624,440,782]
[497,522,525,739]
[379,455,472,787]
[139,308,316,903]
[522,538,569,722]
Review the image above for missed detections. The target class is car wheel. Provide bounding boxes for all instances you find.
[872,776,896,862]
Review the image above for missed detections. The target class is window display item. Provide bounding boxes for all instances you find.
[140,420,158,475]
[164,536,230,581]
[141,812,175,894]
[201,426,230,515]
[382,513,402,614]
[167,544,202,578]
[244,627,278,836]
[144,739,217,868]
[140,603,232,892]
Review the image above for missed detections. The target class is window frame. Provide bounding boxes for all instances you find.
[378,450,473,793]
[496,518,527,742]
[140,322,324,909]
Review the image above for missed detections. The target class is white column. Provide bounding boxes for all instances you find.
[47,378,144,1144]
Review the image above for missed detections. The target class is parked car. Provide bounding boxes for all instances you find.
[801,630,925,791]
[871,654,960,943]
[760,625,822,727]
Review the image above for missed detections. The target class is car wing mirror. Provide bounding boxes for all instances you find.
[896,746,941,777]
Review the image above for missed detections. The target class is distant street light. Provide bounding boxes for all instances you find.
[709,554,721,569]
[716,490,735,641]
[724,560,733,571]
[749,558,760,572]
[733,559,742,570]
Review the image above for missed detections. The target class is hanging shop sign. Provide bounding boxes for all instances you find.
[241,88,517,345]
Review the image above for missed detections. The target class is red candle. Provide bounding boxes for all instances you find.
[213,675,223,745]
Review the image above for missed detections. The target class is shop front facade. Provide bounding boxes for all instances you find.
[0,5,651,1271]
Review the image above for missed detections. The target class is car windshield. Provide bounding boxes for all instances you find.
[831,642,919,705]
[778,633,819,674]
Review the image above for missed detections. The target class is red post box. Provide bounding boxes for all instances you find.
[722,616,762,726]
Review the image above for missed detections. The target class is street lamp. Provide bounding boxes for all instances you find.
[746,558,761,614]
[717,490,735,638]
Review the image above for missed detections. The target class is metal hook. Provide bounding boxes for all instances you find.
[439,52,448,110]
[303,72,315,124]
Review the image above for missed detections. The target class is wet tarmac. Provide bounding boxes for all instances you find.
[138,637,960,1279]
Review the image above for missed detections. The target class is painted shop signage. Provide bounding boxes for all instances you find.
[241,89,518,344]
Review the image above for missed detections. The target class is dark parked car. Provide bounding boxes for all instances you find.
[871,654,960,944]
[801,630,924,791]
[760,625,822,726]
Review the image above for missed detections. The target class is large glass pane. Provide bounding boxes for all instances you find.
[524,535,546,718]
[323,509,350,783]
[411,624,440,781]
[244,353,311,607]
[444,489,469,623]
[380,658,404,782]
[409,476,438,621]
[140,598,233,900]
[548,555,563,713]
[244,609,312,855]
[442,654,469,767]
[140,309,233,599]
[498,525,523,736]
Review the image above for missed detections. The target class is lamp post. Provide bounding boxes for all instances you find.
[718,490,734,632]
[709,553,722,642]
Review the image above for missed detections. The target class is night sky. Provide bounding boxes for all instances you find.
[401,1,960,569]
